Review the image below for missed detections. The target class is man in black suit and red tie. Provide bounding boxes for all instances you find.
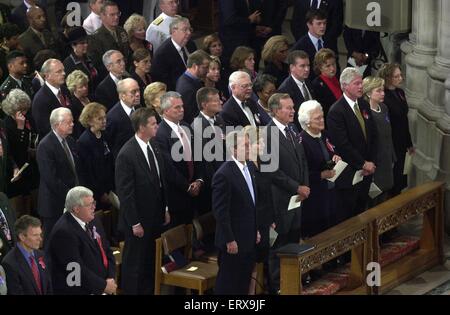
[115,108,170,295]
[326,67,377,223]
[213,130,260,294]
[32,59,71,140]
[46,186,116,295]
[2,215,52,295]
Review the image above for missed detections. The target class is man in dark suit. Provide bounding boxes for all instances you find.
[220,71,262,128]
[191,87,225,215]
[264,93,310,294]
[155,91,203,226]
[277,50,315,132]
[115,108,169,295]
[292,9,333,80]
[0,51,34,101]
[105,78,139,160]
[36,108,80,242]
[212,130,259,294]
[10,0,45,33]
[18,6,61,67]
[291,0,343,54]
[95,50,127,111]
[327,67,377,223]
[150,17,194,91]
[32,59,71,140]
[0,192,16,263]
[176,50,210,124]
[88,1,131,78]
[2,215,52,295]
[46,186,116,295]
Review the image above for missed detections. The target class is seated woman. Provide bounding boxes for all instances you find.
[311,49,342,120]
[298,100,341,238]
[261,35,289,88]
[130,48,152,100]
[143,81,167,124]
[253,74,276,126]
[66,70,91,139]
[77,102,114,210]
[363,76,396,206]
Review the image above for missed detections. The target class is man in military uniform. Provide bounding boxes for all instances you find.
[145,0,179,53]
[88,1,130,79]
[0,51,34,103]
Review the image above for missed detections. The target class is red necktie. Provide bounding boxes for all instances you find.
[29,256,43,294]
[57,90,67,107]
[88,226,108,270]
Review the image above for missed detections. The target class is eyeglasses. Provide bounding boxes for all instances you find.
[106,11,121,17]
[83,200,96,208]
[127,89,140,95]
[175,27,193,33]
[238,83,253,89]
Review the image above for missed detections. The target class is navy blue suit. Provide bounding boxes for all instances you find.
[291,34,331,80]
[95,75,120,111]
[220,97,262,128]
[2,247,52,295]
[176,72,204,125]
[36,132,80,239]
[105,102,135,160]
[46,212,115,295]
[212,160,257,294]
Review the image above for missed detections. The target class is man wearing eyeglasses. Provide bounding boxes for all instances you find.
[88,1,131,79]
[146,0,179,53]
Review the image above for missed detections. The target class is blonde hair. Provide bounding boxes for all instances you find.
[123,14,147,38]
[66,70,89,94]
[261,35,289,63]
[363,76,385,101]
[143,81,167,108]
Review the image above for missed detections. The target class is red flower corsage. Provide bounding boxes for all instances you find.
[362,110,369,120]
[38,256,46,269]
[325,138,335,152]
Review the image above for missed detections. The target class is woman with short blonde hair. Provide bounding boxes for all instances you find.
[143,82,166,123]
[261,35,289,87]
[124,14,152,54]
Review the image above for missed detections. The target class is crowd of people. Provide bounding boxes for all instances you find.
[0,0,414,296]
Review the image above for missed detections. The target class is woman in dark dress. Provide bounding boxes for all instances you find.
[204,57,229,102]
[63,27,99,93]
[77,102,114,210]
[124,14,153,57]
[2,89,38,217]
[66,70,91,139]
[244,125,275,294]
[378,63,415,196]
[261,35,289,88]
[143,81,166,124]
[253,74,276,126]
[130,48,152,102]
[311,49,342,120]
[298,100,341,237]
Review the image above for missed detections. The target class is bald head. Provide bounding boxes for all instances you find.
[27,6,46,31]
[117,78,141,107]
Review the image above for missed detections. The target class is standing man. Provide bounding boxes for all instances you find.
[265,93,310,294]
[213,130,259,294]
[327,67,377,223]
[83,0,104,35]
[115,108,169,295]
[145,0,179,52]
[0,51,34,101]
[176,50,210,124]
[2,215,52,295]
[36,108,80,241]
[47,186,116,294]
[277,50,315,131]
[0,192,16,263]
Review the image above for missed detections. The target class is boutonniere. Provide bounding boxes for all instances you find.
[362,110,369,120]
[38,256,46,269]
[325,138,335,152]
[92,226,101,240]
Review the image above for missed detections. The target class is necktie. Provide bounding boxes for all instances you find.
[178,126,194,181]
[130,107,135,117]
[37,31,46,46]
[57,90,67,107]
[242,101,256,126]
[61,139,79,185]
[147,144,162,186]
[0,208,11,242]
[353,102,367,140]
[300,82,311,101]
[311,0,319,9]
[316,137,335,189]
[284,126,296,148]
[180,48,188,66]
[243,164,255,204]
[317,38,323,51]
[87,225,109,270]
[29,256,42,294]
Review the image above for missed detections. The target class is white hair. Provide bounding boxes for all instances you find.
[49,107,72,127]
[339,67,362,90]
[65,186,93,213]
[228,70,250,89]
[298,100,323,130]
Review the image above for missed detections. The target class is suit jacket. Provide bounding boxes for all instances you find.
[105,102,135,160]
[2,247,52,295]
[291,0,344,51]
[264,120,309,235]
[150,38,192,91]
[0,193,16,262]
[311,75,340,118]
[176,72,204,125]
[95,75,120,111]
[47,212,115,295]
[291,34,331,80]
[31,84,71,140]
[115,137,168,231]
[155,119,202,225]
[212,160,257,253]
[63,53,100,93]
[18,28,61,68]
[220,96,262,128]
[36,132,80,218]
[10,1,45,32]
[277,75,315,131]
[87,25,131,78]
[326,96,377,188]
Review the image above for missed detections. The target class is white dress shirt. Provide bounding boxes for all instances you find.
[83,12,102,35]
